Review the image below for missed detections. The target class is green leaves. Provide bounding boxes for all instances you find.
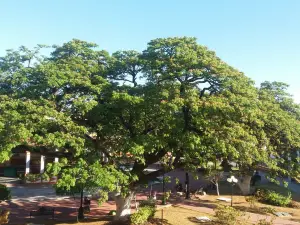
[0,37,299,194]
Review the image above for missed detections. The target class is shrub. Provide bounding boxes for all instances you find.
[0,185,11,202]
[254,189,291,207]
[254,188,268,201]
[25,173,41,182]
[0,209,10,224]
[40,173,50,182]
[264,191,291,207]
[163,190,171,203]
[130,206,156,225]
[256,216,275,225]
[260,206,275,214]
[214,205,244,225]
[289,200,300,209]
[245,195,258,208]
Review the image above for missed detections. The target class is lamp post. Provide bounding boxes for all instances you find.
[162,172,166,205]
[78,188,84,220]
[185,172,190,199]
[227,175,238,207]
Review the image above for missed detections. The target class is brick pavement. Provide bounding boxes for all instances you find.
[0,193,148,224]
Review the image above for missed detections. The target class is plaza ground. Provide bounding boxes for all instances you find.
[1,174,300,224]
[1,185,300,224]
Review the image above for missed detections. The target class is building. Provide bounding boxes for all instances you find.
[0,147,60,179]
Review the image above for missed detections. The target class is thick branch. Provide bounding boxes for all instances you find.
[119,114,135,137]
[188,126,204,136]
[85,134,111,160]
[135,168,165,185]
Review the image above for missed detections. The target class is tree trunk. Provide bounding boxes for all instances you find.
[115,192,134,219]
[237,175,252,195]
[134,194,138,211]
[216,182,220,196]
[162,173,166,204]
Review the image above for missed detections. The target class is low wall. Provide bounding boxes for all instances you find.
[25,176,57,184]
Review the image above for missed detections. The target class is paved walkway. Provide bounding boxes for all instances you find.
[0,192,147,224]
[1,197,116,224]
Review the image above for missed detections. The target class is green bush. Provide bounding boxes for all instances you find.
[265,191,291,206]
[0,184,11,202]
[40,173,50,182]
[25,173,41,182]
[255,188,291,207]
[163,190,171,203]
[214,205,244,225]
[130,206,156,225]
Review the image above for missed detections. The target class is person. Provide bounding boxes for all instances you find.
[251,171,261,186]
[153,191,157,200]
[175,183,183,192]
[84,196,90,205]
[83,196,91,213]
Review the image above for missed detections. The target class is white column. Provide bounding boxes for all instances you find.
[52,150,59,183]
[54,149,59,163]
[25,151,30,174]
[40,155,45,173]
[102,152,105,162]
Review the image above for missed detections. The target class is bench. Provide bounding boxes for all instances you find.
[30,207,55,219]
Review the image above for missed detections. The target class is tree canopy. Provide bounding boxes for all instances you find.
[0,37,299,200]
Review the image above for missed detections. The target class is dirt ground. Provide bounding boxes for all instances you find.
[54,206,212,225]
[193,194,300,223]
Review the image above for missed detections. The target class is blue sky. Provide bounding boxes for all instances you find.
[1,0,299,102]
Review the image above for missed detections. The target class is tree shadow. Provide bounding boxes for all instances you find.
[101,217,172,225]
[148,218,172,225]
[174,199,217,210]
[19,215,114,225]
[290,218,300,223]
[233,205,272,215]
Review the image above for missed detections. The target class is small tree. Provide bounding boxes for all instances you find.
[46,157,126,219]
[204,161,223,196]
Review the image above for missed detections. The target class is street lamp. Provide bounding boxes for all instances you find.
[185,172,190,199]
[227,175,238,207]
[162,172,166,205]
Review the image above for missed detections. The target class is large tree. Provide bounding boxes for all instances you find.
[0,38,299,218]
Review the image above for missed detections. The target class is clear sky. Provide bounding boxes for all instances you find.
[1,0,299,102]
